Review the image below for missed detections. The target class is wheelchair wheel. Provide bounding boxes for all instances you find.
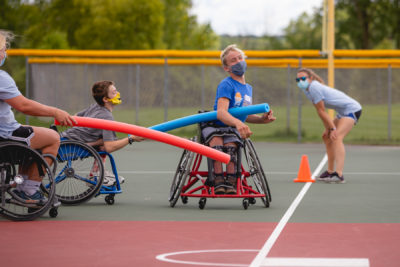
[55,140,104,204]
[169,137,196,207]
[243,139,271,208]
[0,142,56,221]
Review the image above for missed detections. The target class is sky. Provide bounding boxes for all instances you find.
[190,0,323,36]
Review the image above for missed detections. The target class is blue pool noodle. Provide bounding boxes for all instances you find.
[150,103,270,132]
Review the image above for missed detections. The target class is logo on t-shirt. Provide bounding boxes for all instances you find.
[234,92,242,107]
[243,94,252,106]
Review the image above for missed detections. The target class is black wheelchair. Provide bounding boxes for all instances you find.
[169,121,272,210]
[0,139,59,221]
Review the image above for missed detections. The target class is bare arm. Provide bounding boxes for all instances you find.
[5,95,75,126]
[103,135,144,153]
[313,100,335,130]
[103,138,130,153]
[245,110,276,124]
[216,97,252,139]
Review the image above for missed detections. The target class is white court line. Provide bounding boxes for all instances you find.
[262,257,369,267]
[156,249,369,267]
[249,154,328,267]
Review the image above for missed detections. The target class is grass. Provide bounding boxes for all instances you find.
[15,103,400,145]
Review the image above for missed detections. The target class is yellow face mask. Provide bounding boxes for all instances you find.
[108,92,122,105]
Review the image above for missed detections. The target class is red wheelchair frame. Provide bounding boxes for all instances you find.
[169,136,271,210]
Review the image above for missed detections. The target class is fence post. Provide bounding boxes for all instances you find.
[164,58,169,122]
[286,64,291,133]
[25,57,30,125]
[388,64,392,141]
[201,64,205,110]
[297,58,302,143]
[127,64,133,122]
[135,64,140,125]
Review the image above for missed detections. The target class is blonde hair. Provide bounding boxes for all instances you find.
[297,68,325,84]
[220,44,246,67]
[0,30,15,49]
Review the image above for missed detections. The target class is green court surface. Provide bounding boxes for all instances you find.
[38,141,400,223]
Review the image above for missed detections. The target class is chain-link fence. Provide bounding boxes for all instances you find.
[27,61,400,144]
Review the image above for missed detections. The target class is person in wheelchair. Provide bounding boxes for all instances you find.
[59,80,143,186]
[203,44,276,194]
[0,29,75,203]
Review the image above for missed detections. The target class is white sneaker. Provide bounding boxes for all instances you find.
[103,171,125,186]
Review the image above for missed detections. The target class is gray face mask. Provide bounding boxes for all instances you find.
[230,61,247,76]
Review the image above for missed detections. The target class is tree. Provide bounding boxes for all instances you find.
[162,0,218,49]
[282,10,323,49]
[336,0,400,49]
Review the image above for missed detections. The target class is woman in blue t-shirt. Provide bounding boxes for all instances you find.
[202,44,276,194]
[296,68,362,184]
[0,29,75,202]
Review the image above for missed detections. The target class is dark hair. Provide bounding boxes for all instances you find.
[297,68,325,84]
[92,81,114,106]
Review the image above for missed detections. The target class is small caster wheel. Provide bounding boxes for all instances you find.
[181,196,188,204]
[199,198,206,209]
[249,197,256,205]
[105,195,115,205]
[242,198,249,210]
[49,208,58,218]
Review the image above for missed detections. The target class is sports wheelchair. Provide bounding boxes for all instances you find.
[54,138,123,205]
[0,139,59,221]
[169,121,272,210]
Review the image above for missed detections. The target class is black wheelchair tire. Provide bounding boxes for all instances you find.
[169,137,196,207]
[0,142,56,221]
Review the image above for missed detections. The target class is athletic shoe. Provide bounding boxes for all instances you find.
[324,173,346,184]
[103,171,125,186]
[317,170,333,181]
[214,176,226,194]
[13,189,48,205]
[225,176,237,195]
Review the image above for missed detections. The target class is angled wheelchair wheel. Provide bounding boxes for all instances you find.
[0,142,56,221]
[169,136,196,207]
[243,139,271,208]
[55,140,104,204]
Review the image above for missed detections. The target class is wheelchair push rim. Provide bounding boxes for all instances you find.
[55,140,104,205]
[243,139,271,207]
[0,142,56,221]
[169,137,196,207]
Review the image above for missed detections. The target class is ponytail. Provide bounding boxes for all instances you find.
[297,68,324,84]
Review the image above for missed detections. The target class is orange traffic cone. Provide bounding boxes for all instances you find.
[293,155,315,183]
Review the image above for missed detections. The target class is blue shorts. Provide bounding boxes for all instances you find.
[336,109,362,124]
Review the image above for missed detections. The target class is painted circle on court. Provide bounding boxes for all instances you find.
[156,249,259,266]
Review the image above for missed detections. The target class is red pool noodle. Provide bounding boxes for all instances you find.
[56,116,230,164]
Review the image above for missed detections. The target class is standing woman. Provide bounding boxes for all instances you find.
[296,68,362,183]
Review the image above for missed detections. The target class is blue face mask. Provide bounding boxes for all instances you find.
[230,61,247,76]
[0,52,6,67]
[297,80,309,91]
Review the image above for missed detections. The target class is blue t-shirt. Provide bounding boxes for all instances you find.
[0,70,21,138]
[213,77,253,125]
[304,80,362,116]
